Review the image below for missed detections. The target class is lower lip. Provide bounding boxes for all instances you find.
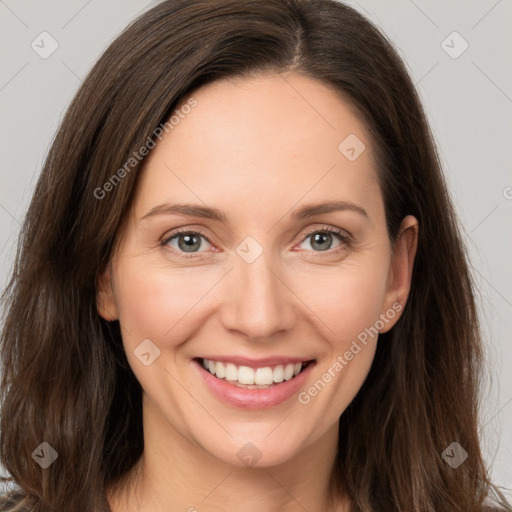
[191,359,316,410]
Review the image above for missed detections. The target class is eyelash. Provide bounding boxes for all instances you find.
[299,226,351,255]
[160,227,215,259]
[160,225,351,259]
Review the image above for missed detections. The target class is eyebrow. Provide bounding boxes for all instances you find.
[291,200,368,220]
[141,200,368,222]
[141,203,226,222]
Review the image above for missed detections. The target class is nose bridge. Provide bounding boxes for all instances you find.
[221,243,295,339]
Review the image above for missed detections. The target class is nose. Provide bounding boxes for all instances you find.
[219,251,296,340]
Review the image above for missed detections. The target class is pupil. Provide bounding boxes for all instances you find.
[312,233,331,251]
[179,234,200,252]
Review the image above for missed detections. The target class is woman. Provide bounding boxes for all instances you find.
[1,0,510,511]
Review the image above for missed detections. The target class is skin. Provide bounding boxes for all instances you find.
[97,71,418,512]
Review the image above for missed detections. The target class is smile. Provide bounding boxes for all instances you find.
[192,356,316,409]
[199,357,313,389]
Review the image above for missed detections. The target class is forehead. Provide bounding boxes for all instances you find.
[135,72,380,222]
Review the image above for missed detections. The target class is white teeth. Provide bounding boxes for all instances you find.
[283,363,295,381]
[200,358,307,386]
[215,361,226,379]
[254,367,274,386]
[225,363,238,381]
[273,365,284,383]
[237,366,254,385]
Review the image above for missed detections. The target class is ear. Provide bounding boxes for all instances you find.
[380,215,419,332]
[96,263,119,322]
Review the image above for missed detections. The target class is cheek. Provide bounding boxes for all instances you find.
[291,255,390,344]
[116,257,235,366]
[292,262,386,423]
[112,264,224,408]
[113,261,225,349]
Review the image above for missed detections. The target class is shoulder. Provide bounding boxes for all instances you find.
[0,490,31,512]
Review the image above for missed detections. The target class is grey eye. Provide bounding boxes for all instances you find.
[300,231,343,252]
[166,232,210,253]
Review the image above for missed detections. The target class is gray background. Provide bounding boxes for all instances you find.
[0,0,510,500]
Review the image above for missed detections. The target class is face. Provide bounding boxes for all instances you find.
[97,72,417,468]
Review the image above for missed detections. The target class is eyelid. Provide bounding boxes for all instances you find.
[292,224,352,255]
[160,226,213,245]
[297,224,352,243]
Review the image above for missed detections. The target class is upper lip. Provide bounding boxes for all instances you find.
[196,356,316,369]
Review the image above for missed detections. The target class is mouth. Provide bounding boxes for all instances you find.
[194,357,315,390]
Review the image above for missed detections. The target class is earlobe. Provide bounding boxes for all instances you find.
[96,264,119,322]
[380,215,419,332]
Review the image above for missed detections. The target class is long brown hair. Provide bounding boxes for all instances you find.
[1,1,510,511]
